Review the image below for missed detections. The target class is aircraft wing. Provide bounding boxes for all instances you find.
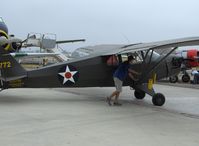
[56,39,85,44]
[10,52,60,58]
[102,37,199,55]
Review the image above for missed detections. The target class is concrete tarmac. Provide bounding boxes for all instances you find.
[0,84,199,146]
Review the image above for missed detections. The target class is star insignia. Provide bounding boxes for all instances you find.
[58,65,78,84]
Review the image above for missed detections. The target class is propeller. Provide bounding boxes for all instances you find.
[0,35,22,52]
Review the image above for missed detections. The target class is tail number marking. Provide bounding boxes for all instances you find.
[0,61,11,68]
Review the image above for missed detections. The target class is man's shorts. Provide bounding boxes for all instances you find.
[113,77,123,92]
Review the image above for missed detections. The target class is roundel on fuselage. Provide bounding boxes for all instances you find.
[57,65,79,86]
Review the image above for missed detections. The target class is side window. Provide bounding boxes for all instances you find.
[121,52,143,64]
[121,54,128,62]
[133,52,143,64]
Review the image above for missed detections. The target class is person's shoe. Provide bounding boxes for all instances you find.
[106,97,112,106]
[113,102,122,106]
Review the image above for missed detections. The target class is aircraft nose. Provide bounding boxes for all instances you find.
[0,21,8,34]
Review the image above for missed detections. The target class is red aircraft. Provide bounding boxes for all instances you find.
[169,49,199,83]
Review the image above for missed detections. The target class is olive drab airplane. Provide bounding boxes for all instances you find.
[1,17,199,106]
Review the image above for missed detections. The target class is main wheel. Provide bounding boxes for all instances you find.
[152,93,165,106]
[134,90,146,100]
[169,76,178,83]
[182,74,190,83]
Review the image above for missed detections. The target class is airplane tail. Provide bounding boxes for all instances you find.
[0,54,27,82]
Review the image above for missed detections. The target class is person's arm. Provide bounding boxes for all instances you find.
[128,73,139,81]
[128,68,141,75]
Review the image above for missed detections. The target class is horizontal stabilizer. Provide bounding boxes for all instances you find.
[0,75,27,82]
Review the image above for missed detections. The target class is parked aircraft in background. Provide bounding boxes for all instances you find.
[169,49,199,83]
[0,17,85,61]
[0,17,22,52]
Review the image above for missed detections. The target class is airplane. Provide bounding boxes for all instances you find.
[1,17,199,106]
[10,52,60,57]
[169,49,199,83]
[1,35,199,106]
[0,17,85,59]
[0,17,22,52]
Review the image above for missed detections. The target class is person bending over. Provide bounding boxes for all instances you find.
[106,56,140,106]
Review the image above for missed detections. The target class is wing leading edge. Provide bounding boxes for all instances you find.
[102,37,199,55]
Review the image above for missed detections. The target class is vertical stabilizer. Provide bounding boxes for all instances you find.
[0,54,27,81]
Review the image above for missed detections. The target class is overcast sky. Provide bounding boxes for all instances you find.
[1,0,199,51]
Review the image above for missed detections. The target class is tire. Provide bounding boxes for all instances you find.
[182,74,190,83]
[169,76,178,83]
[134,90,146,100]
[152,93,165,106]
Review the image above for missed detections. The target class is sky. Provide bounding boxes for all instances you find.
[1,0,199,51]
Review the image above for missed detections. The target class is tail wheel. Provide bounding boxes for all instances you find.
[134,90,146,100]
[182,74,190,83]
[169,75,178,83]
[152,93,165,106]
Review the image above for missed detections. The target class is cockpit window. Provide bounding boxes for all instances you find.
[106,50,160,66]
[143,50,160,61]
[118,50,160,64]
[120,52,143,64]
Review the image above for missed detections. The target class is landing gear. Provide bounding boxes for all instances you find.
[132,84,165,106]
[134,90,146,99]
[169,75,178,83]
[169,74,190,83]
[182,74,190,83]
[152,93,165,106]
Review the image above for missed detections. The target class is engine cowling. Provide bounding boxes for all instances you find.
[0,30,10,51]
[187,50,199,67]
[175,49,199,68]
[0,31,22,53]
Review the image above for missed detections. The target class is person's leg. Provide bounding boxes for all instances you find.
[196,73,199,84]
[106,77,118,105]
[194,74,197,84]
[109,91,118,100]
[113,78,123,105]
[113,91,119,101]
[113,92,122,106]
[113,92,121,103]
[109,78,121,98]
[107,78,122,105]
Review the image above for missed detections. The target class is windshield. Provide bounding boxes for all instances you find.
[143,50,160,61]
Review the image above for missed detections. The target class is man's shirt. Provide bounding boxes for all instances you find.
[113,62,130,81]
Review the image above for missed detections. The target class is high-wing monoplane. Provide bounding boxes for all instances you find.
[1,36,199,106]
[1,17,199,106]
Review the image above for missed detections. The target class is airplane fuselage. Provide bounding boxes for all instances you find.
[4,54,181,89]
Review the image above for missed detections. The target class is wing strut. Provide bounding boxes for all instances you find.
[138,47,178,83]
